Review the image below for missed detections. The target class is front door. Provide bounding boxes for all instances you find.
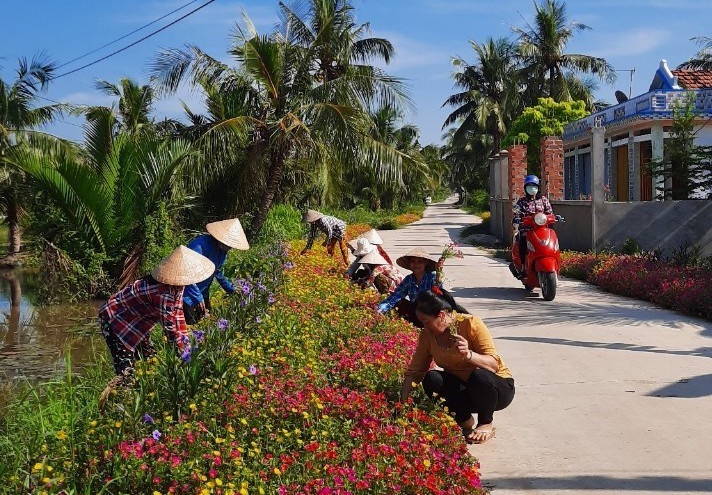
[616,146,629,201]
[639,141,653,201]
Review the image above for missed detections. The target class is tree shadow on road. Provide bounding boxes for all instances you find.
[645,373,712,398]
[484,474,712,492]
[497,335,712,360]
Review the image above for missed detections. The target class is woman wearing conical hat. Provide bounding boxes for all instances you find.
[98,246,214,400]
[357,249,403,295]
[376,247,445,327]
[357,229,393,266]
[300,209,349,266]
[345,238,375,280]
[183,218,250,325]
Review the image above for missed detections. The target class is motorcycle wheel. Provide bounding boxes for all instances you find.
[539,271,557,301]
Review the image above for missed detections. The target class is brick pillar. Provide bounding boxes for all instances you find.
[506,144,527,244]
[540,136,564,200]
[507,144,528,201]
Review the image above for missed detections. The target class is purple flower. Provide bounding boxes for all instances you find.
[268,294,276,304]
[180,334,189,345]
[218,318,229,330]
[249,364,258,375]
[193,330,205,343]
[180,346,192,363]
[152,429,162,441]
[283,261,294,270]
[254,316,261,324]
[257,282,267,292]
[143,413,154,424]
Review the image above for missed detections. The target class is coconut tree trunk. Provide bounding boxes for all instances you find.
[6,191,21,255]
[248,147,287,241]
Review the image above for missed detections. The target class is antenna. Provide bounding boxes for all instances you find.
[614,68,636,98]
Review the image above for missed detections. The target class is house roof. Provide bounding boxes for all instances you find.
[672,70,712,90]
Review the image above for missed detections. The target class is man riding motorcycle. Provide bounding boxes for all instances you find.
[514,175,553,279]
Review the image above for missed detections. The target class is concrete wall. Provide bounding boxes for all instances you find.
[550,201,594,252]
[490,199,514,244]
[595,200,712,255]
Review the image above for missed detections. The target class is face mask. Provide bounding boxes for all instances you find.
[525,185,539,196]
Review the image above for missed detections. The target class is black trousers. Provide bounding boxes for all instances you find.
[422,368,515,424]
[518,232,528,266]
[184,290,212,325]
[100,320,156,376]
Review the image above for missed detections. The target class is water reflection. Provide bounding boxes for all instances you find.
[0,269,101,388]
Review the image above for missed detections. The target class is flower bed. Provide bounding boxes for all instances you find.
[3,238,483,494]
[560,251,711,320]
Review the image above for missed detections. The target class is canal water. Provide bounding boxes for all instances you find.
[0,269,102,395]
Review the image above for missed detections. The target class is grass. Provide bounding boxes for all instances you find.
[327,201,427,230]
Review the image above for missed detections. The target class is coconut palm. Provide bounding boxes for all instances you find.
[513,0,615,104]
[150,10,408,238]
[93,77,155,135]
[678,36,712,71]
[443,37,521,155]
[0,54,62,257]
[5,108,196,286]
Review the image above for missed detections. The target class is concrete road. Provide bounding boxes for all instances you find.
[375,199,712,495]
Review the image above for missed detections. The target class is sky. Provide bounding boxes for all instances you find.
[2,0,712,146]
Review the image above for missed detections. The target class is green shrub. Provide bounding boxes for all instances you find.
[620,237,642,255]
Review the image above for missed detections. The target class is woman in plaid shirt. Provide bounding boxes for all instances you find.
[300,209,349,265]
[99,246,214,392]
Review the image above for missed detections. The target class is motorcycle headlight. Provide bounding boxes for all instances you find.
[534,213,547,226]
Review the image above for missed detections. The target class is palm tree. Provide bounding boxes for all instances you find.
[5,108,196,286]
[0,54,62,258]
[443,37,521,155]
[513,0,615,104]
[151,9,407,238]
[94,77,155,135]
[678,36,712,70]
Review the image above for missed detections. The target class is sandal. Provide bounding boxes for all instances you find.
[471,425,496,444]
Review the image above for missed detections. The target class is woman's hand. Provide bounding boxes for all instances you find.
[454,334,470,360]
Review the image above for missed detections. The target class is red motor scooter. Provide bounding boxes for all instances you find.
[509,212,564,301]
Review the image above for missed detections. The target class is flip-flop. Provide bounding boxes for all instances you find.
[472,426,496,444]
[461,427,476,444]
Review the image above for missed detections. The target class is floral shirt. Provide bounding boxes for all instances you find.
[305,215,347,249]
[377,271,441,313]
[515,196,553,232]
[363,264,403,295]
[99,277,187,351]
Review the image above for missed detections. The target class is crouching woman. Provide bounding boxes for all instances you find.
[400,289,515,444]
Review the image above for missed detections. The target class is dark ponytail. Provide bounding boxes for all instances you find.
[414,289,470,316]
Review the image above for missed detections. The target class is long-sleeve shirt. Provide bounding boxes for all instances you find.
[376,245,394,266]
[99,278,187,351]
[404,314,512,382]
[363,264,403,294]
[305,216,346,250]
[515,196,553,232]
[183,234,235,306]
[377,271,441,313]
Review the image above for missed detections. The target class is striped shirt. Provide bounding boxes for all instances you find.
[99,277,188,351]
[305,215,347,249]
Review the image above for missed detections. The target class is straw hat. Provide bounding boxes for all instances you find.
[396,247,439,272]
[353,238,375,257]
[206,218,249,250]
[152,245,216,286]
[302,209,324,223]
[360,229,383,245]
[358,249,388,266]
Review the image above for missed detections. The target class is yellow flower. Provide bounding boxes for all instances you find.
[32,463,43,472]
[273,467,281,475]
[215,437,225,444]
[153,491,163,495]
[240,489,248,495]
[189,403,197,411]
[215,478,223,486]
[423,459,431,467]
[55,430,68,440]
[90,420,97,427]
[114,421,122,428]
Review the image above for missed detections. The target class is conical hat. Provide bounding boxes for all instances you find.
[358,249,388,266]
[360,229,383,245]
[396,247,439,271]
[152,245,216,286]
[353,238,375,257]
[206,218,249,250]
[302,209,324,223]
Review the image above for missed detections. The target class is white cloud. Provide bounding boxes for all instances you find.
[58,91,113,107]
[372,31,451,73]
[588,28,672,58]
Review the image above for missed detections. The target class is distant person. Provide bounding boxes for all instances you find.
[400,289,515,444]
[376,247,444,327]
[300,209,349,266]
[98,246,215,404]
[356,229,393,266]
[183,218,250,324]
[346,238,375,280]
[514,175,553,278]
